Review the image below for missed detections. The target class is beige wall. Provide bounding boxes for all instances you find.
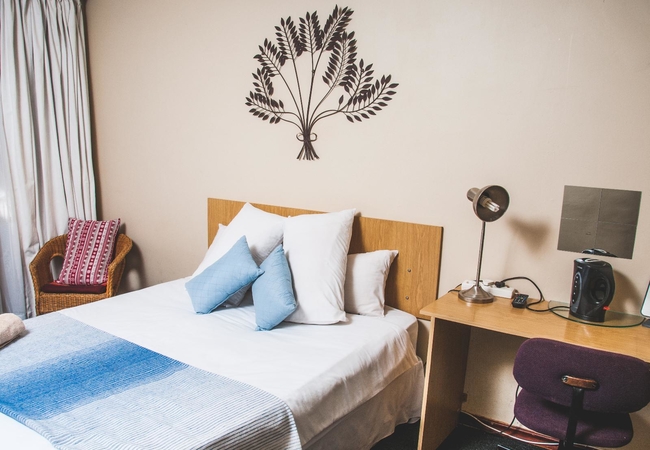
[86,0,650,445]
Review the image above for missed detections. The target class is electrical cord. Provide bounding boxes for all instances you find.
[498,386,519,435]
[460,411,559,446]
[494,276,564,313]
[461,384,560,446]
[493,276,644,328]
[450,278,557,312]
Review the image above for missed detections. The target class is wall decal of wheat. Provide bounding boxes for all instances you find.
[245,5,398,160]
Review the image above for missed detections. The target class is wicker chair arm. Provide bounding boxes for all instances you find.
[105,234,133,297]
[29,234,68,291]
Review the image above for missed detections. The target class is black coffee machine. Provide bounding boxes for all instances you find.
[570,258,615,322]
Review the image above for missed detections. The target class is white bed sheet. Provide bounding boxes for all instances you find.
[2,278,422,448]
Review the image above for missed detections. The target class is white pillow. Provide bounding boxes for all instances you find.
[191,203,285,278]
[192,223,226,277]
[189,204,285,307]
[344,250,398,317]
[283,208,356,324]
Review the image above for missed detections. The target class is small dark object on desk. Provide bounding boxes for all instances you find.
[511,294,529,308]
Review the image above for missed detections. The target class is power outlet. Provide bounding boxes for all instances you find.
[461,280,516,299]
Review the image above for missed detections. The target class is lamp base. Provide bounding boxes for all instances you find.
[459,284,494,304]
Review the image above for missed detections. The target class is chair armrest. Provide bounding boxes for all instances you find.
[29,234,67,291]
[105,234,133,297]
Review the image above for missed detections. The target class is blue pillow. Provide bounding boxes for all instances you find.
[186,236,264,314]
[252,245,297,331]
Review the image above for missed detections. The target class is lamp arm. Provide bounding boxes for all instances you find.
[459,220,494,303]
[474,221,486,286]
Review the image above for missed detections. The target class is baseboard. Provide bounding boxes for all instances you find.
[459,411,597,450]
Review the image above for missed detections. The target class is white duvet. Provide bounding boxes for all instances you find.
[1,278,422,448]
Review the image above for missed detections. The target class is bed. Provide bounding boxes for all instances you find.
[0,198,443,450]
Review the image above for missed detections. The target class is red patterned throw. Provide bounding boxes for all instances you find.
[57,218,121,285]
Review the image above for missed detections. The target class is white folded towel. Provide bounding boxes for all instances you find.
[0,313,25,348]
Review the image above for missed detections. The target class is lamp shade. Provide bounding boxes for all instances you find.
[467,185,509,222]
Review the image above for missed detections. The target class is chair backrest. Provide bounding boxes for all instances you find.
[513,338,650,414]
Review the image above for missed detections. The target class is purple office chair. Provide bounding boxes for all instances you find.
[513,338,650,449]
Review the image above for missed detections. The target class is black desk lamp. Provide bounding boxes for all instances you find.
[459,185,510,304]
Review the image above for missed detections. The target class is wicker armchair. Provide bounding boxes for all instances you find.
[29,233,133,315]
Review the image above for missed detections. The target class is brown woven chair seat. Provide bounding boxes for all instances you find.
[29,233,133,315]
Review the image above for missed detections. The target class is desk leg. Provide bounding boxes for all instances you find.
[418,318,471,449]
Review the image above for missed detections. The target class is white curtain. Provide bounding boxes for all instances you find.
[0,0,96,318]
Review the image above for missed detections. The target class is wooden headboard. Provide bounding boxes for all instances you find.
[207,198,443,320]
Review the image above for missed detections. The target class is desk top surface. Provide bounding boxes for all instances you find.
[421,291,650,362]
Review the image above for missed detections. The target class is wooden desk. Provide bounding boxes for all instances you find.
[417,291,650,450]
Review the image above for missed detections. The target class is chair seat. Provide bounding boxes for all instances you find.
[30,233,132,315]
[41,281,107,294]
[515,388,633,448]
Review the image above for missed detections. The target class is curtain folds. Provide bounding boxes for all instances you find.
[0,0,96,318]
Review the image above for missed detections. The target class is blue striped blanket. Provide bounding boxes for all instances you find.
[0,313,301,449]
